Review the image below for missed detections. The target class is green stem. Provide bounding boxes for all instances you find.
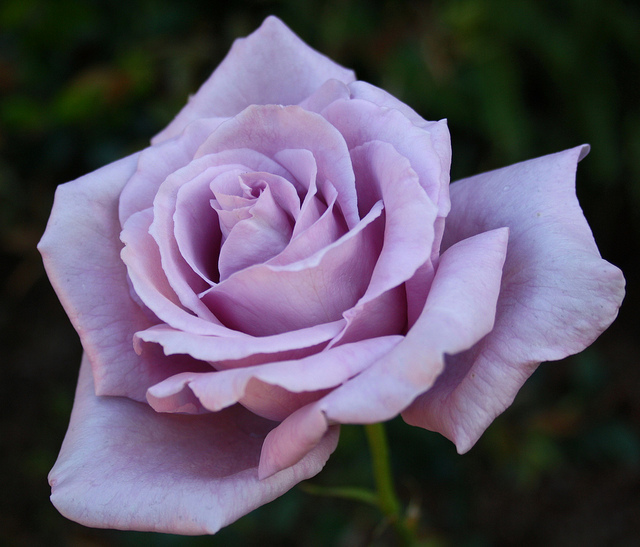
[301,422,425,545]
[364,422,417,545]
[364,422,401,518]
[298,483,379,507]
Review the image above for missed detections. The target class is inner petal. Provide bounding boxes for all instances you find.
[152,149,297,315]
[174,170,228,287]
[217,185,295,280]
[195,104,360,228]
[200,201,384,336]
[211,171,300,280]
[269,183,347,266]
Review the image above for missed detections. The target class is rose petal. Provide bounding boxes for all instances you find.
[195,105,361,229]
[322,98,451,219]
[120,208,235,336]
[259,404,334,480]
[174,169,224,285]
[258,229,508,478]
[343,82,454,325]
[135,319,345,364]
[272,149,331,239]
[150,150,294,318]
[273,148,319,195]
[271,149,345,247]
[404,260,437,330]
[345,83,452,264]
[239,171,302,218]
[38,153,165,399]
[404,146,626,453]
[200,201,384,336]
[299,78,352,113]
[49,355,339,535]
[151,160,233,320]
[147,335,402,419]
[119,118,226,226]
[153,16,356,144]
[331,141,438,345]
[323,228,508,423]
[270,183,347,266]
[217,176,297,280]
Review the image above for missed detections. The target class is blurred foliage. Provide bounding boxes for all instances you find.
[1,0,638,545]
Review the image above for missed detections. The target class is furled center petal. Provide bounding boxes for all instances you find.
[212,171,300,281]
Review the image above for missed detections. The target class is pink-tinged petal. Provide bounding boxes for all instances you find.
[348,81,432,128]
[320,229,508,424]
[147,336,402,419]
[50,355,339,535]
[322,98,451,219]
[273,148,318,198]
[200,202,384,336]
[405,146,626,453]
[347,81,453,223]
[135,319,345,364]
[299,78,351,113]
[174,170,223,286]
[119,118,226,226]
[257,231,507,478]
[331,141,438,345]
[272,150,346,252]
[38,153,158,398]
[195,105,360,228]
[151,159,231,320]
[153,16,356,144]
[120,208,235,336]
[259,404,335,480]
[217,175,298,280]
[150,150,294,319]
[270,184,347,266]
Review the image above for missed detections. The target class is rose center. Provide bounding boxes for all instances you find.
[211,171,299,281]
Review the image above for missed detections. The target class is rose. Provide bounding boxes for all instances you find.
[39,16,624,535]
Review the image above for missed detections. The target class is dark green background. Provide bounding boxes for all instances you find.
[1,0,638,545]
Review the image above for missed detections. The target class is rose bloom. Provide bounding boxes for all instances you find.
[39,16,624,535]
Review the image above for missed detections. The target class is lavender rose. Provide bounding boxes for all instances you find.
[39,16,624,535]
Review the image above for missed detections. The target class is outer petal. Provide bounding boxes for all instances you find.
[404,146,626,453]
[258,229,508,478]
[322,229,508,424]
[147,336,403,420]
[153,16,356,144]
[299,78,351,113]
[49,355,339,535]
[38,154,173,399]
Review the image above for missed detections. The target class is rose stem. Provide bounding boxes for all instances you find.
[364,422,418,545]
